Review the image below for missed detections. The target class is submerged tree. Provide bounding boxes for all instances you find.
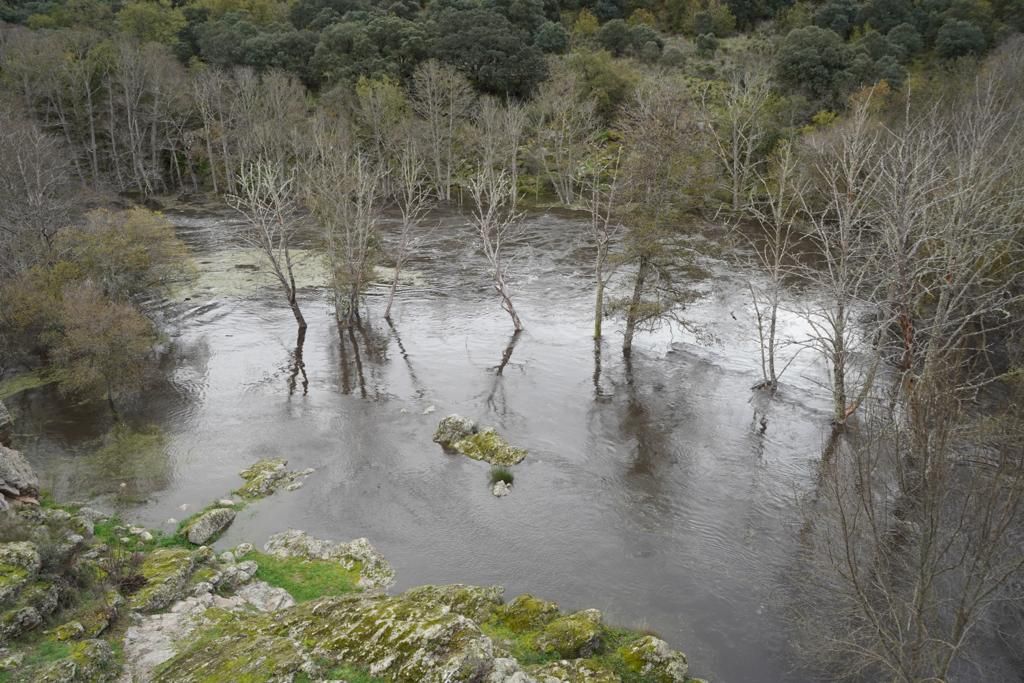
[53,282,155,413]
[384,133,433,320]
[743,140,805,391]
[617,79,714,356]
[227,159,307,330]
[583,148,623,340]
[303,121,386,326]
[468,168,524,332]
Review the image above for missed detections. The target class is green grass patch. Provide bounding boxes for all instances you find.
[489,466,514,486]
[248,551,362,602]
[299,663,385,683]
[0,369,54,400]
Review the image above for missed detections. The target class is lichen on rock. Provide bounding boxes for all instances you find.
[536,609,604,658]
[0,541,40,606]
[433,415,527,466]
[37,639,117,682]
[183,507,235,545]
[153,585,505,682]
[235,458,311,499]
[433,415,478,448]
[129,548,199,613]
[618,634,690,682]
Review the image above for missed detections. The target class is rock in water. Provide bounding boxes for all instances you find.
[492,480,511,497]
[432,414,477,448]
[433,416,527,466]
[235,458,312,499]
[185,508,236,545]
[0,401,12,446]
[0,446,39,505]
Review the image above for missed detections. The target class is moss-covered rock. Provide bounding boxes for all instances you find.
[37,639,117,682]
[235,458,308,499]
[618,634,689,682]
[530,658,619,682]
[263,530,395,590]
[400,584,504,623]
[0,581,66,641]
[0,541,40,606]
[433,416,527,466]
[51,620,85,641]
[183,507,235,545]
[154,586,503,682]
[495,594,561,632]
[129,548,198,613]
[452,429,528,466]
[536,610,604,658]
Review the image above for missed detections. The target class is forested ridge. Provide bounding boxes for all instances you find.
[2,0,1024,681]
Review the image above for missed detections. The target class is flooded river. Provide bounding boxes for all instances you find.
[11,205,840,682]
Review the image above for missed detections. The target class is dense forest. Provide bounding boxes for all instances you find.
[1,0,1023,680]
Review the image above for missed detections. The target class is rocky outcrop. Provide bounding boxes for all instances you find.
[0,446,39,509]
[0,401,12,446]
[0,542,41,606]
[129,548,203,613]
[152,584,505,682]
[536,609,604,658]
[433,415,528,466]
[38,639,117,683]
[619,635,690,682]
[183,507,235,545]
[263,529,395,589]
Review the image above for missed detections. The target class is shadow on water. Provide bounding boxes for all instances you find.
[14,206,846,683]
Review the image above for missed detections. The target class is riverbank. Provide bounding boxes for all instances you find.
[0,445,706,682]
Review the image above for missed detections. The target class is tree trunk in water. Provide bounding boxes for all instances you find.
[622,255,649,357]
[384,262,401,320]
[497,285,524,332]
[831,308,847,425]
[594,251,604,339]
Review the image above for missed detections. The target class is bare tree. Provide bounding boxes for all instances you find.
[410,60,475,201]
[468,168,524,332]
[474,96,528,188]
[697,63,774,213]
[226,160,307,329]
[796,94,883,425]
[303,125,385,326]
[742,139,806,391]
[0,115,76,274]
[384,133,433,320]
[582,149,623,340]
[532,66,599,207]
[792,398,1024,683]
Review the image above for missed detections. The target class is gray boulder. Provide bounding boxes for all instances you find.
[432,414,477,448]
[0,401,11,446]
[0,445,39,503]
[185,508,236,545]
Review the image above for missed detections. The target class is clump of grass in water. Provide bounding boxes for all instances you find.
[489,466,514,486]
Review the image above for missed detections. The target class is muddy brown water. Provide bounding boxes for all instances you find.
[12,206,841,682]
